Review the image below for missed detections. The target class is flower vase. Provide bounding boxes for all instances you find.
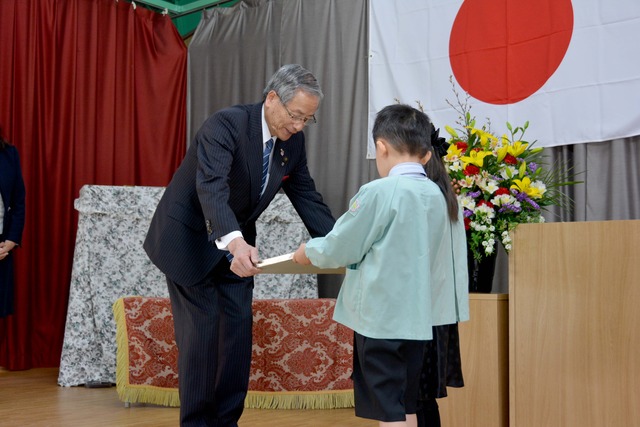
[467,247,497,293]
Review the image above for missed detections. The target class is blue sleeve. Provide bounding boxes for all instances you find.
[305,185,387,269]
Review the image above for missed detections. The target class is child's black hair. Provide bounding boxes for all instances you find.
[373,104,459,221]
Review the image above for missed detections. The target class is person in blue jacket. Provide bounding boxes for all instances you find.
[0,128,26,318]
[293,104,469,427]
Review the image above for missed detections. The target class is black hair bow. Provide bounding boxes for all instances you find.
[431,126,448,158]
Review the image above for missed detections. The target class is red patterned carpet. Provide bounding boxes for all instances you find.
[113,297,354,409]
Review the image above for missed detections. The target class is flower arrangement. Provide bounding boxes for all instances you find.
[442,81,579,261]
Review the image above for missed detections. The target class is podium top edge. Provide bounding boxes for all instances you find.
[469,293,508,301]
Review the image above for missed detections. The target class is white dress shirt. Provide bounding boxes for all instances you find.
[215,104,275,250]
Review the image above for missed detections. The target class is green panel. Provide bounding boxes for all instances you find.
[169,0,241,38]
[133,0,241,37]
[172,11,203,37]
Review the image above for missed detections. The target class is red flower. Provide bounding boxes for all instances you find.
[477,199,494,209]
[464,217,471,230]
[504,154,518,165]
[463,164,480,176]
[455,141,468,151]
[495,187,510,196]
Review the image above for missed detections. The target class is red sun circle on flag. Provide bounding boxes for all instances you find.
[449,0,574,105]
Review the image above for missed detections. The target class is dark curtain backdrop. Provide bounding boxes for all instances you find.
[0,0,187,369]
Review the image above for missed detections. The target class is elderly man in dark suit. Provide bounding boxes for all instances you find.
[144,64,335,427]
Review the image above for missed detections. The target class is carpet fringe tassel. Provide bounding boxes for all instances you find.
[244,390,355,410]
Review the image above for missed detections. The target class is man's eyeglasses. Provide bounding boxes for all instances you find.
[279,99,317,125]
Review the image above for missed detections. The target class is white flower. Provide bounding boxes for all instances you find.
[470,221,492,231]
[474,203,495,218]
[529,180,547,197]
[483,243,496,254]
[458,176,475,188]
[479,179,500,195]
[447,160,463,172]
[482,238,495,247]
[491,193,515,207]
[460,195,476,211]
[500,165,518,180]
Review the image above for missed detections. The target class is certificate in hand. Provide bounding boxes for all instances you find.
[256,253,345,275]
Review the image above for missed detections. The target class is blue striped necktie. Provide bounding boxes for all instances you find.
[226,138,274,264]
[261,138,274,196]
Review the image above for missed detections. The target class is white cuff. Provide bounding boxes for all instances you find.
[215,230,243,250]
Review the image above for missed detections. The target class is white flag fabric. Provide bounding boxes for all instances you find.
[368,0,640,157]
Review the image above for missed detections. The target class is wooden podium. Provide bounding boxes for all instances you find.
[509,220,640,427]
[438,294,509,427]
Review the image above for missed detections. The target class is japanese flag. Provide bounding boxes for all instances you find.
[368,0,640,156]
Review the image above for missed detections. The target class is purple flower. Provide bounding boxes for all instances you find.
[498,204,522,213]
[468,190,482,198]
[528,162,538,173]
[512,190,541,210]
[513,190,527,201]
[527,198,540,210]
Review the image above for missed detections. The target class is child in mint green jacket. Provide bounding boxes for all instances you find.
[293,104,468,427]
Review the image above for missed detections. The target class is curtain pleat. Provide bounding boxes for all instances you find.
[0,0,187,369]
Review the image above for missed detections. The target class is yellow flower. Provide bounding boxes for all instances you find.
[446,143,464,158]
[461,150,492,168]
[496,145,509,162]
[507,140,529,157]
[510,177,544,199]
[468,127,497,147]
[445,125,459,138]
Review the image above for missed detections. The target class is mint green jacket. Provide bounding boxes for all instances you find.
[305,173,469,340]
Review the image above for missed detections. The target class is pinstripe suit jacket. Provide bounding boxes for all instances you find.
[144,102,335,287]
[0,145,26,244]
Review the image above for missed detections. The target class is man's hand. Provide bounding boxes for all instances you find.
[0,240,17,261]
[292,243,311,265]
[227,237,261,277]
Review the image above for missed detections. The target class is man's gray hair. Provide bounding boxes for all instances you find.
[263,64,324,104]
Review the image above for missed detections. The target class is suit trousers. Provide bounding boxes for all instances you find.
[167,258,254,427]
